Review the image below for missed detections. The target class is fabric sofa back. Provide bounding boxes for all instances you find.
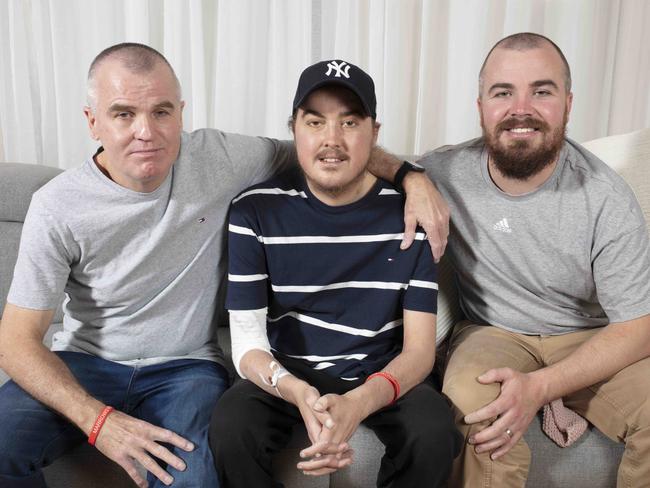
[0,163,64,322]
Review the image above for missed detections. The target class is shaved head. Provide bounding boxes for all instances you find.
[479,33,571,96]
[87,43,181,109]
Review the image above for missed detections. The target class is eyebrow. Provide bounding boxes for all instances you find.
[107,101,176,113]
[300,108,365,118]
[531,79,559,90]
[488,79,559,94]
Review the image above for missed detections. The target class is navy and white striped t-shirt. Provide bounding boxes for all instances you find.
[227,167,438,380]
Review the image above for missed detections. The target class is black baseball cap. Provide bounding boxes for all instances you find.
[292,60,377,119]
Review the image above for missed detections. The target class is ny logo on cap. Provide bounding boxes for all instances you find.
[325,61,350,78]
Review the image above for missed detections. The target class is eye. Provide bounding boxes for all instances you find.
[534,89,552,97]
[154,109,171,117]
[342,119,358,128]
[305,119,323,128]
[493,91,511,98]
[115,112,133,119]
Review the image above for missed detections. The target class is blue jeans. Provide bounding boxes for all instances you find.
[0,351,229,487]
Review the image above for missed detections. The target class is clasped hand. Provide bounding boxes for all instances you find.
[297,392,363,476]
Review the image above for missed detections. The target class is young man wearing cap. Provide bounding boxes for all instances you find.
[209,60,461,487]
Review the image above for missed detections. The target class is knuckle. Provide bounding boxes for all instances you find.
[159,429,174,441]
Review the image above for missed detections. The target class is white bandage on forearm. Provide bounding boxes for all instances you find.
[229,308,271,379]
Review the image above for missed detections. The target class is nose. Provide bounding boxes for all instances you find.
[509,93,533,117]
[323,122,343,147]
[134,114,154,140]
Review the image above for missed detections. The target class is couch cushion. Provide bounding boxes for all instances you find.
[582,128,650,227]
[524,412,622,487]
[0,163,65,323]
[0,163,62,222]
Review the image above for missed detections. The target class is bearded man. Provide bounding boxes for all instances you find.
[419,32,650,487]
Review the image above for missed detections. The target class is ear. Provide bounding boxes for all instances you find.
[565,92,573,121]
[83,106,100,141]
[179,100,186,129]
[372,121,381,145]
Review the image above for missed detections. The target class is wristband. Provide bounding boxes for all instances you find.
[88,406,114,446]
[394,160,425,194]
[366,372,401,404]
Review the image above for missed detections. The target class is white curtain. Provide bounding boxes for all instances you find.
[1,0,649,168]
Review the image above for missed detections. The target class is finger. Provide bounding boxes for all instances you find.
[311,408,335,429]
[476,368,512,385]
[300,408,325,444]
[151,426,194,452]
[464,397,508,425]
[302,455,354,476]
[335,447,354,460]
[312,395,331,412]
[303,467,338,476]
[424,205,449,262]
[298,454,338,471]
[134,451,174,486]
[469,420,512,446]
[400,213,417,250]
[490,433,521,460]
[300,441,346,459]
[120,459,148,488]
[473,431,512,454]
[427,235,443,263]
[143,440,187,471]
[298,453,351,473]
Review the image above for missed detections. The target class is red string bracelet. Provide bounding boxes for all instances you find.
[365,372,401,404]
[88,406,114,446]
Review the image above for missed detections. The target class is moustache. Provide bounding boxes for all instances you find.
[316,149,348,161]
[497,117,550,133]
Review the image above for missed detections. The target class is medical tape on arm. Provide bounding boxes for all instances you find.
[229,308,272,378]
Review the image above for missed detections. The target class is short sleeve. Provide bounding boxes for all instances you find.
[403,238,438,315]
[592,193,650,323]
[7,195,77,310]
[226,197,270,311]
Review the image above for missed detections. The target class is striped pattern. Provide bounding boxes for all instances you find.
[228,223,426,245]
[226,169,438,379]
[232,187,307,204]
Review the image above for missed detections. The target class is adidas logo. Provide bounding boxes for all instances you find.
[493,218,512,233]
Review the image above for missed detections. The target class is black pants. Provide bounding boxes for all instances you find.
[209,358,462,488]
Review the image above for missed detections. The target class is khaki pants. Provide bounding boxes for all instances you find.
[442,322,650,488]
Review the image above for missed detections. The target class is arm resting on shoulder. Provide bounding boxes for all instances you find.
[366,147,450,261]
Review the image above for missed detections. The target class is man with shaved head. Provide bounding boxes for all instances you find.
[0,43,446,487]
[419,33,650,486]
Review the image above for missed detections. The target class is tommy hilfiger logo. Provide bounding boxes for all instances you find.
[326,61,351,78]
[493,218,512,233]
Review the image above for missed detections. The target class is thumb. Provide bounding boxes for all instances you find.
[313,395,330,412]
[476,368,509,384]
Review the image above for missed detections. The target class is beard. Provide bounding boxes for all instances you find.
[301,147,370,199]
[482,113,567,180]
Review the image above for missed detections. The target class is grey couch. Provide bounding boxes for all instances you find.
[5,125,649,488]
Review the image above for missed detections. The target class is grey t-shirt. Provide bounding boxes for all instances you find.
[8,129,294,365]
[419,137,650,335]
